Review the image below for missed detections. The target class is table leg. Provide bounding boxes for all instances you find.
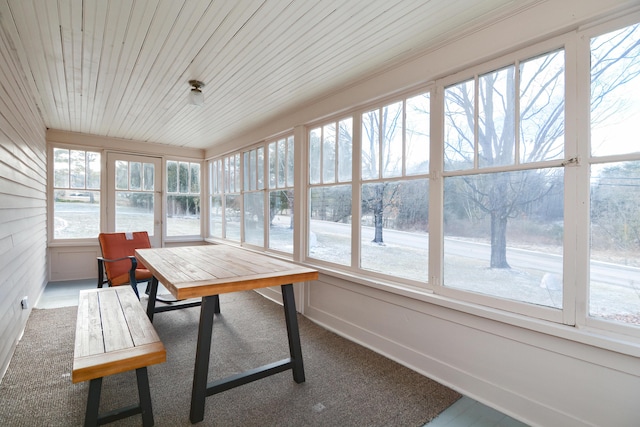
[281,284,305,383]
[146,277,158,322]
[190,294,217,423]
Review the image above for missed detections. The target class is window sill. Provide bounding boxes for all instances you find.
[307,262,640,363]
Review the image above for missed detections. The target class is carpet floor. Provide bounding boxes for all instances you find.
[0,290,460,426]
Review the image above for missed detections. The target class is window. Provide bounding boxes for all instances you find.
[52,148,101,239]
[308,119,353,265]
[203,16,640,338]
[209,154,241,241]
[442,50,565,311]
[166,161,201,237]
[360,93,430,282]
[243,147,265,247]
[268,136,295,253]
[589,23,640,327]
[209,159,223,238]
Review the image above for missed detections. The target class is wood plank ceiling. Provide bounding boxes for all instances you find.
[0,0,535,150]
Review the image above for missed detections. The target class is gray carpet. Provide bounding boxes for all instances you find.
[0,291,460,426]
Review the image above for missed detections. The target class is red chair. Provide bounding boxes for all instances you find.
[97,232,153,299]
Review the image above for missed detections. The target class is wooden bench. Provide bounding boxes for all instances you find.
[72,286,166,427]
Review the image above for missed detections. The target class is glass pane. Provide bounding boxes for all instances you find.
[257,147,264,190]
[244,192,264,247]
[362,109,379,180]
[323,124,336,183]
[590,24,640,157]
[115,161,128,190]
[405,94,429,175]
[277,139,287,188]
[224,157,231,193]
[179,162,189,193]
[167,161,177,193]
[53,148,69,188]
[479,66,515,168]
[143,163,154,191]
[86,152,101,189]
[286,136,294,187]
[115,191,154,235]
[190,163,200,193]
[590,162,640,325]
[234,154,241,191]
[129,162,142,191]
[167,195,200,236]
[361,180,429,282]
[53,190,100,238]
[309,128,321,184]
[520,51,565,163]
[209,195,222,238]
[269,190,294,253]
[444,80,475,171]
[443,169,564,308]
[70,150,86,188]
[338,118,353,182]
[224,194,241,241]
[381,101,403,178]
[308,185,352,266]
[250,151,257,191]
[243,152,250,191]
[269,142,277,189]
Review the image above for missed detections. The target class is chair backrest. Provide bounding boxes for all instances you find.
[98,232,152,282]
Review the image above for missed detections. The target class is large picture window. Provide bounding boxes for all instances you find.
[589,23,640,327]
[52,148,101,239]
[166,160,201,237]
[205,17,640,338]
[360,93,430,282]
[308,119,353,265]
[268,136,295,253]
[442,50,566,311]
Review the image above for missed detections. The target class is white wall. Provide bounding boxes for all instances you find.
[302,275,639,426]
[0,10,48,378]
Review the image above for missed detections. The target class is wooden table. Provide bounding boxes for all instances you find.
[135,244,318,424]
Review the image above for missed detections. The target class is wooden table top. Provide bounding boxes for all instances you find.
[135,245,318,300]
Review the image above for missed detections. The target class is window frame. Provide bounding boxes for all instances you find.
[202,13,640,343]
[164,158,203,241]
[433,34,574,323]
[48,143,104,245]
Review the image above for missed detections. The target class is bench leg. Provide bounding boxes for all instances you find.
[84,377,102,427]
[136,367,154,427]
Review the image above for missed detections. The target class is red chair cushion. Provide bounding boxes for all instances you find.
[98,232,152,287]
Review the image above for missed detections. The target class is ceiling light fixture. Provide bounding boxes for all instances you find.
[189,80,205,106]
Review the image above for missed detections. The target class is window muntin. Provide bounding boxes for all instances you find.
[53,148,101,239]
[269,136,294,253]
[166,161,201,237]
[589,23,640,327]
[360,93,430,282]
[442,50,566,310]
[308,119,353,264]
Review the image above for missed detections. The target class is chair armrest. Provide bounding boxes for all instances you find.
[97,256,140,299]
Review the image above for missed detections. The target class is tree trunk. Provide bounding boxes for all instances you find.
[490,211,510,268]
[372,185,384,243]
